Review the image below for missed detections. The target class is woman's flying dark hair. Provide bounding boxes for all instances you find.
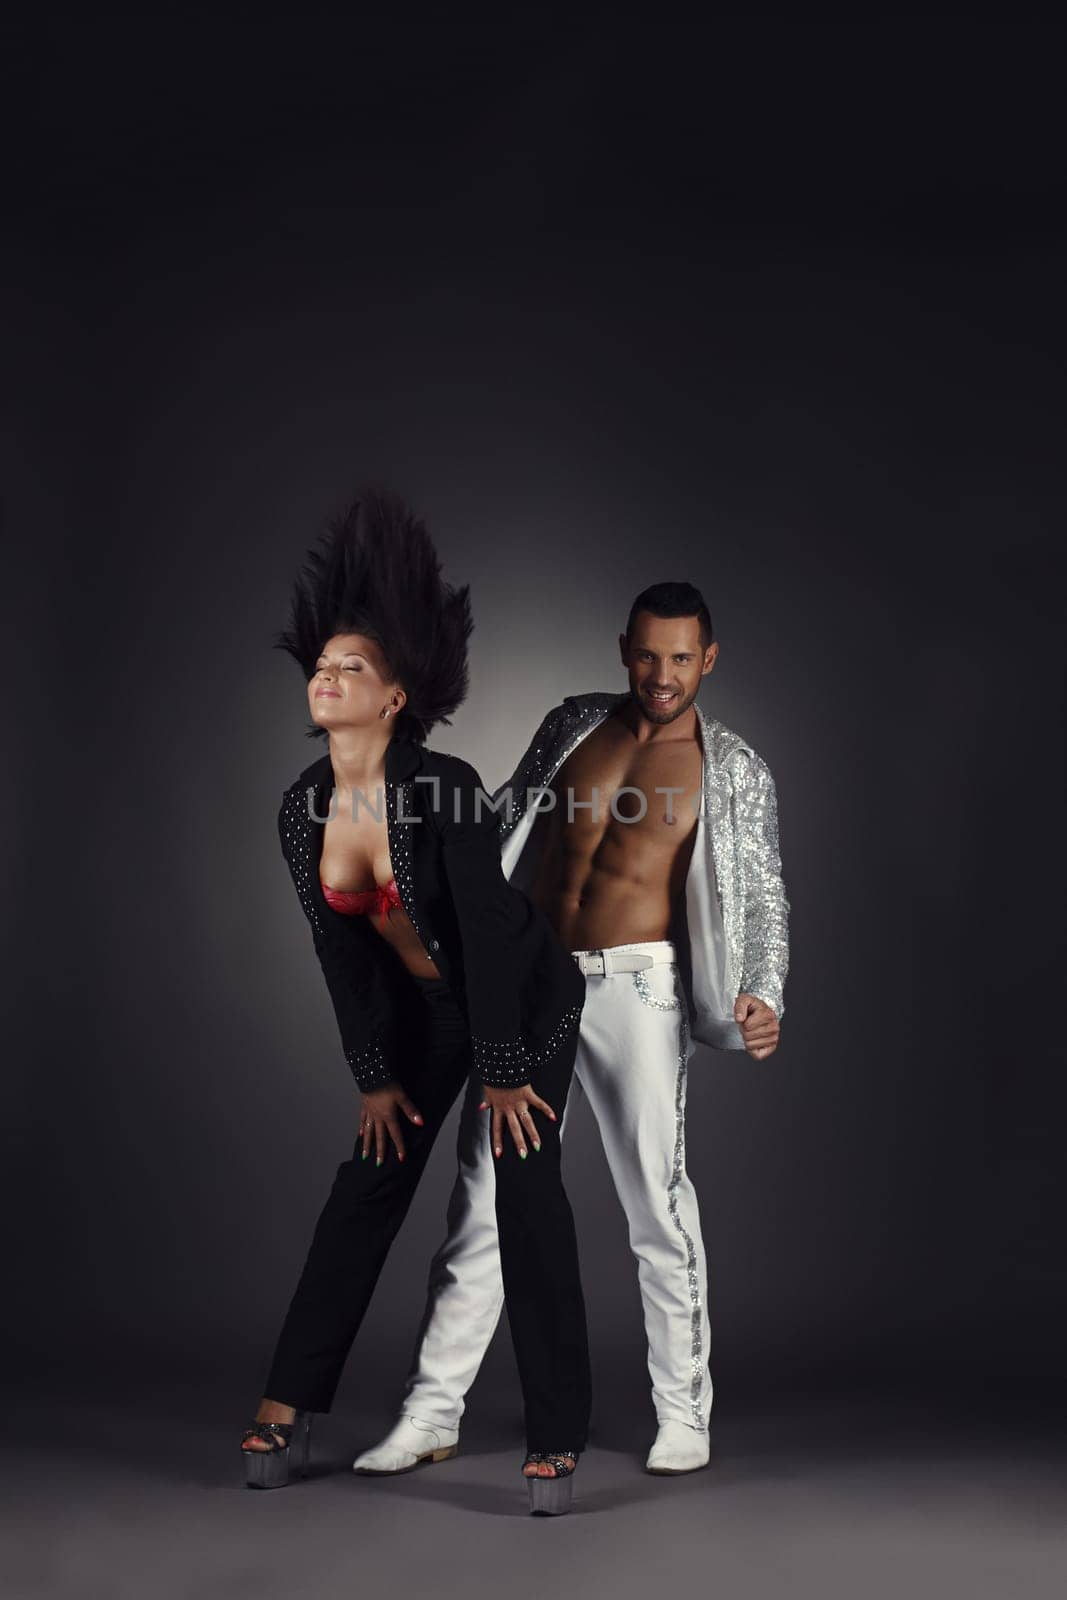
[275,487,474,744]
[625,581,713,650]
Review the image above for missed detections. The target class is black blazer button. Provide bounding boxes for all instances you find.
[429,938,440,952]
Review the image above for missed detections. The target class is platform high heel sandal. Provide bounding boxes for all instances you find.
[524,1450,579,1516]
[242,1412,313,1489]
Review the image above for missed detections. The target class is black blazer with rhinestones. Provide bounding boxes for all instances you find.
[276,732,586,1094]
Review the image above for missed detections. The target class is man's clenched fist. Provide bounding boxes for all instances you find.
[733,993,780,1061]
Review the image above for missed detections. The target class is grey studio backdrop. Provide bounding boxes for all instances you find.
[4,19,1063,1455]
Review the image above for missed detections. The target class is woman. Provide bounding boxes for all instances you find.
[241,489,591,1514]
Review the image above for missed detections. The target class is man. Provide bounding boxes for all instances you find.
[353,581,789,1476]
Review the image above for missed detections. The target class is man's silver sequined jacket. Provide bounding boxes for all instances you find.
[493,691,790,1051]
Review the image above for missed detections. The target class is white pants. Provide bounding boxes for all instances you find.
[400,940,713,1432]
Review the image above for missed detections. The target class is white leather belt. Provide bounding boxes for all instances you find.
[572,948,673,976]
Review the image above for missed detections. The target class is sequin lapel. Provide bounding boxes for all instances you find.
[693,703,745,1001]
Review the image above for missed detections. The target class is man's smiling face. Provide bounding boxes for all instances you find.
[619,610,717,726]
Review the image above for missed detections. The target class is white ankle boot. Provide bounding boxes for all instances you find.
[645,1419,710,1474]
[352,1414,460,1475]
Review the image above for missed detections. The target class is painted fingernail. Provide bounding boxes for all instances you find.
[519,1149,527,1159]
[361,1151,368,1161]
[495,1147,502,1158]
[413,1115,424,1125]
[549,1112,557,1121]
[376,1157,382,1167]
[533,1142,541,1152]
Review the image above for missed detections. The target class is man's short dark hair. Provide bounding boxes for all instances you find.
[625,582,713,652]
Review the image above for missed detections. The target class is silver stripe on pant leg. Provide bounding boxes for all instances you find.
[631,966,705,1430]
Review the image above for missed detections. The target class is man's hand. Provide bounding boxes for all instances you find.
[734,994,780,1061]
[358,1082,424,1166]
[477,1084,558,1159]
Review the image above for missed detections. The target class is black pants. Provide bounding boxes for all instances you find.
[263,970,592,1453]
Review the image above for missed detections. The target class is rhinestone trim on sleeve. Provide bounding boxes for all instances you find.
[522,1002,583,1074]
[471,1035,530,1087]
[346,1037,393,1093]
[473,1002,584,1089]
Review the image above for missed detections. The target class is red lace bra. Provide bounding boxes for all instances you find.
[321,878,402,928]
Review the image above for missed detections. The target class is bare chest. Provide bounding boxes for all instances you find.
[552,723,703,848]
[319,792,395,892]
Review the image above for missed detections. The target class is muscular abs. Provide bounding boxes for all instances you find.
[527,713,703,950]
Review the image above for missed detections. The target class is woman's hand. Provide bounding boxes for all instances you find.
[478,1084,557,1159]
[358,1082,424,1166]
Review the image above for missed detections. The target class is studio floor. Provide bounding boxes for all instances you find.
[5,1378,1065,1600]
